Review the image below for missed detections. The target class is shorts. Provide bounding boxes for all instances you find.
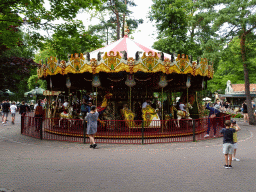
[233,143,238,149]
[223,143,234,154]
[3,112,8,117]
[11,113,15,117]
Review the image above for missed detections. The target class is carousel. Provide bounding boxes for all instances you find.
[36,23,214,139]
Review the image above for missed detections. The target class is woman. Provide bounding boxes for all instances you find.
[242,101,248,123]
[85,105,99,149]
[34,100,44,132]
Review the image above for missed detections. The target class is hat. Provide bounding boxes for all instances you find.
[231,120,236,124]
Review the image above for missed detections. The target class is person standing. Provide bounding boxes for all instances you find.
[34,100,45,132]
[204,103,220,138]
[220,120,236,169]
[85,106,99,149]
[2,99,10,125]
[10,102,17,124]
[19,101,28,115]
[1,100,5,123]
[242,101,248,123]
[231,120,241,161]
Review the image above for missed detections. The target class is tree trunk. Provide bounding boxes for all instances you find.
[240,34,256,125]
[116,12,120,40]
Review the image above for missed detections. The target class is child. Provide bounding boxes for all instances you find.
[10,102,17,124]
[220,120,236,169]
[231,120,241,161]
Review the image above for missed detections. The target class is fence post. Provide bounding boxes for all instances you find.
[142,120,144,145]
[21,114,24,134]
[83,119,87,144]
[40,117,43,140]
[193,120,196,142]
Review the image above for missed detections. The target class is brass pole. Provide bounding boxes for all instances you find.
[130,86,132,110]
[161,87,164,133]
[187,87,189,104]
[96,87,98,107]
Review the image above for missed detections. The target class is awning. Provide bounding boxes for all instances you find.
[220,94,256,98]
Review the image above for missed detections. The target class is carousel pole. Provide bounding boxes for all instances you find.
[96,87,98,108]
[130,86,132,110]
[162,88,164,120]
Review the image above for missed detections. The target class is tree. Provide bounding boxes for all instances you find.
[0,0,104,53]
[88,20,116,45]
[27,75,47,90]
[197,0,256,124]
[93,0,143,41]
[150,0,206,56]
[35,21,103,61]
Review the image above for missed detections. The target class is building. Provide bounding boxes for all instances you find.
[221,80,256,106]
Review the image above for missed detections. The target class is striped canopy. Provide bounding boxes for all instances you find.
[89,36,172,59]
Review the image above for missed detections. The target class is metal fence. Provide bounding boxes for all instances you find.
[21,114,230,144]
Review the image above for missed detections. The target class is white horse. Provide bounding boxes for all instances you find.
[59,106,73,128]
[177,103,193,127]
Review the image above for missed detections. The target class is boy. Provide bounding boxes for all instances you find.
[231,120,241,161]
[10,102,17,124]
[220,120,236,169]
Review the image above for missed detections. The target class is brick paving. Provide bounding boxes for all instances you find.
[0,114,256,192]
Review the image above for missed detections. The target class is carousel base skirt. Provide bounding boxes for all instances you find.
[44,127,205,139]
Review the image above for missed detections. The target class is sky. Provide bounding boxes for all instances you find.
[41,0,158,48]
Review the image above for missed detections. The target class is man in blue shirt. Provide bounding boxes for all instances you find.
[204,103,220,137]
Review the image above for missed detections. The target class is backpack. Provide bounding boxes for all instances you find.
[35,106,44,116]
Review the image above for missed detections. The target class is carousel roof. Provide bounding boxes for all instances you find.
[37,32,213,79]
[89,35,173,59]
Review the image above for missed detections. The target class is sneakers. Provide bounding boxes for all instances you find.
[92,144,97,149]
[224,165,232,169]
[204,134,209,138]
[90,144,97,149]
[232,158,240,161]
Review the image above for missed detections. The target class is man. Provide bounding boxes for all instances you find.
[2,99,10,125]
[142,99,150,109]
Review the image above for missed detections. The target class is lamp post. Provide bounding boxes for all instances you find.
[66,77,71,103]
[35,87,39,102]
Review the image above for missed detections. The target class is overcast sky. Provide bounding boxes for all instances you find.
[40,0,158,48]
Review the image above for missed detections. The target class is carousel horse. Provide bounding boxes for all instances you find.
[120,105,161,128]
[97,93,113,115]
[142,105,161,128]
[121,106,137,128]
[88,93,113,127]
[59,105,73,128]
[165,105,177,128]
[176,103,193,127]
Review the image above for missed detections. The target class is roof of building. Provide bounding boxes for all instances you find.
[232,84,256,92]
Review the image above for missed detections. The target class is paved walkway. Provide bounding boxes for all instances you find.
[0,115,256,192]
